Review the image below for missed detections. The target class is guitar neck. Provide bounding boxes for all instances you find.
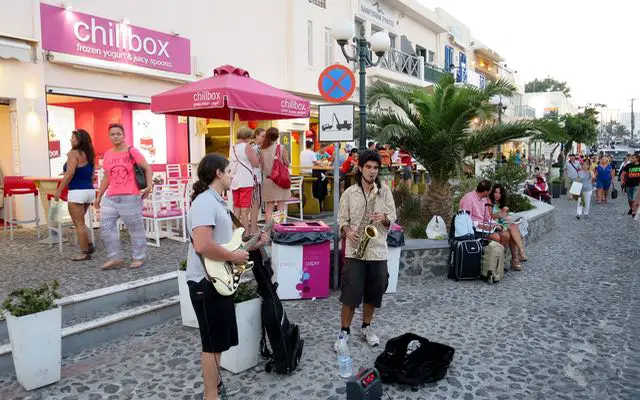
[242,222,273,250]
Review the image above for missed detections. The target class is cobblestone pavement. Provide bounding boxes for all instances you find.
[1,197,639,399]
[0,229,188,298]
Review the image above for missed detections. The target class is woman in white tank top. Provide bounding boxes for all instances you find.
[230,127,260,230]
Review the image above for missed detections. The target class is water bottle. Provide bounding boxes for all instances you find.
[337,333,353,378]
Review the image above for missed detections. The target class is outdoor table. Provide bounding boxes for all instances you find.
[24,176,65,244]
[301,176,320,215]
[323,178,334,211]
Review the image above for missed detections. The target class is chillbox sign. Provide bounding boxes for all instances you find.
[40,3,191,75]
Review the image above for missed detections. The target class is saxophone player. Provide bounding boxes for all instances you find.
[334,150,397,351]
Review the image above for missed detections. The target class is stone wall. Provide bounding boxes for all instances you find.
[397,197,555,279]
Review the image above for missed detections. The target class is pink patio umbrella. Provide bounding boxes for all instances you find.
[151,65,310,121]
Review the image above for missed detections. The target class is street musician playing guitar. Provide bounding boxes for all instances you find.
[187,154,268,400]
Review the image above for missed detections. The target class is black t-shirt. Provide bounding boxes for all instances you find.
[623,162,640,187]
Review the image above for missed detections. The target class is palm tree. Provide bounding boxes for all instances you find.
[367,74,561,225]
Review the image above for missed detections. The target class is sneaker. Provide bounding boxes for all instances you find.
[583,215,589,219]
[628,209,633,215]
[576,215,581,220]
[360,325,380,347]
[333,330,349,353]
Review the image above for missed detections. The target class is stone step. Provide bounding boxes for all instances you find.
[0,272,179,346]
[0,295,180,377]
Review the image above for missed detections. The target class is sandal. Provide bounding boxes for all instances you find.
[88,244,96,254]
[71,253,91,262]
[511,262,524,271]
[130,259,145,269]
[102,259,123,270]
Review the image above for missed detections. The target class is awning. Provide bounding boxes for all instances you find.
[0,37,33,62]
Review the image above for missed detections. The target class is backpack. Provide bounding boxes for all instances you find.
[374,333,455,388]
[449,210,475,242]
[270,145,291,189]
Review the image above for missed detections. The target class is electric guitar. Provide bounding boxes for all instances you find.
[204,221,273,296]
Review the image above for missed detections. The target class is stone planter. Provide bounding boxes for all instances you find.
[221,297,262,374]
[177,270,198,328]
[6,307,61,390]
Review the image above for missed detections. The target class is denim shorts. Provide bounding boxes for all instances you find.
[627,185,638,201]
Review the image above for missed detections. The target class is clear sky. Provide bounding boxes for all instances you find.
[419,0,638,112]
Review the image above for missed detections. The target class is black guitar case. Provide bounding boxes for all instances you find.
[249,249,304,374]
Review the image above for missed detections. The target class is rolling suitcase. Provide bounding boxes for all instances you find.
[448,239,482,280]
[480,240,504,283]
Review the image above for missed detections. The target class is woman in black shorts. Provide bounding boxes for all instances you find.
[187,154,267,400]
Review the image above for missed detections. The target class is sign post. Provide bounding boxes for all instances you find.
[318,64,357,290]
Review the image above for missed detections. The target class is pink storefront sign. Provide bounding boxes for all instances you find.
[40,3,191,75]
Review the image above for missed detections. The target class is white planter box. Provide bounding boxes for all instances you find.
[221,297,262,374]
[177,270,199,328]
[386,246,402,293]
[6,307,62,390]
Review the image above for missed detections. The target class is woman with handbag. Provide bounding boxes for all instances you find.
[95,123,153,270]
[230,127,259,231]
[260,127,291,224]
[576,158,595,219]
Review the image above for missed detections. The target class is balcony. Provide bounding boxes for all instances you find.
[424,64,447,84]
[379,48,423,80]
[307,0,326,8]
[506,105,536,119]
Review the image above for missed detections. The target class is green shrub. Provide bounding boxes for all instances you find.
[408,224,427,239]
[392,187,422,227]
[231,281,259,304]
[483,156,528,194]
[179,259,187,271]
[1,281,61,317]
[506,195,534,212]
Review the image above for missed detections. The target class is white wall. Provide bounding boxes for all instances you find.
[523,92,577,118]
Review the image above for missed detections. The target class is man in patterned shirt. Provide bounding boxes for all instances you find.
[335,150,397,350]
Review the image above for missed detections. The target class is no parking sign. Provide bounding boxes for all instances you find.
[317,64,356,103]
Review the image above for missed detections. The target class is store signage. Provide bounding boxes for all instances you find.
[48,140,61,159]
[358,0,395,31]
[40,3,191,75]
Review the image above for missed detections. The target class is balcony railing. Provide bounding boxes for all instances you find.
[379,48,423,80]
[424,64,447,84]
[511,105,536,119]
[308,0,326,8]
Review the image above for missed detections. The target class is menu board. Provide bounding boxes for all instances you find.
[132,110,167,164]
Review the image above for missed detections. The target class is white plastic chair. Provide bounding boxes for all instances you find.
[166,164,182,180]
[187,163,198,179]
[142,184,187,247]
[285,175,304,221]
[48,199,95,253]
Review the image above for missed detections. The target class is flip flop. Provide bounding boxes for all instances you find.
[129,260,145,269]
[71,253,91,262]
[101,260,123,270]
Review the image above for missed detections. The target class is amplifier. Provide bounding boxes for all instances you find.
[346,367,383,400]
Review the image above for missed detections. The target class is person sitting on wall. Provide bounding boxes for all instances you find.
[339,148,359,193]
[458,179,514,263]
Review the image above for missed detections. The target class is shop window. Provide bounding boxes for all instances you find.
[45,94,189,177]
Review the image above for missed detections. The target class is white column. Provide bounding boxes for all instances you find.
[188,117,205,164]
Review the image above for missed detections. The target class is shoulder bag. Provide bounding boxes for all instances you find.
[269,144,291,189]
[128,147,147,190]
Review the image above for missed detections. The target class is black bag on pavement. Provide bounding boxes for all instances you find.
[250,250,304,374]
[374,333,455,387]
[611,187,618,200]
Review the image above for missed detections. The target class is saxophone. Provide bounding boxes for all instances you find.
[353,185,379,259]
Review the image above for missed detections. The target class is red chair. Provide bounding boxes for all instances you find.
[2,176,40,240]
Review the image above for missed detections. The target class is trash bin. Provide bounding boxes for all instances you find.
[386,224,405,294]
[271,221,333,300]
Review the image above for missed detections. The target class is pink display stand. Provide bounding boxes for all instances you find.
[271,222,331,300]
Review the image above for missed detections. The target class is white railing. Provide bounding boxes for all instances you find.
[379,48,424,80]
[308,0,326,8]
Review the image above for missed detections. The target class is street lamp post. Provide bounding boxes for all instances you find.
[489,94,511,157]
[332,21,390,150]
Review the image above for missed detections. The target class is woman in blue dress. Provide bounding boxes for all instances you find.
[595,156,614,204]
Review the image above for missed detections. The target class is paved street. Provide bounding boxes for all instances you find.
[0,196,639,400]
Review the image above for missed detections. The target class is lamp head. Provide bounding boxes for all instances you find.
[370,31,390,56]
[332,19,354,45]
